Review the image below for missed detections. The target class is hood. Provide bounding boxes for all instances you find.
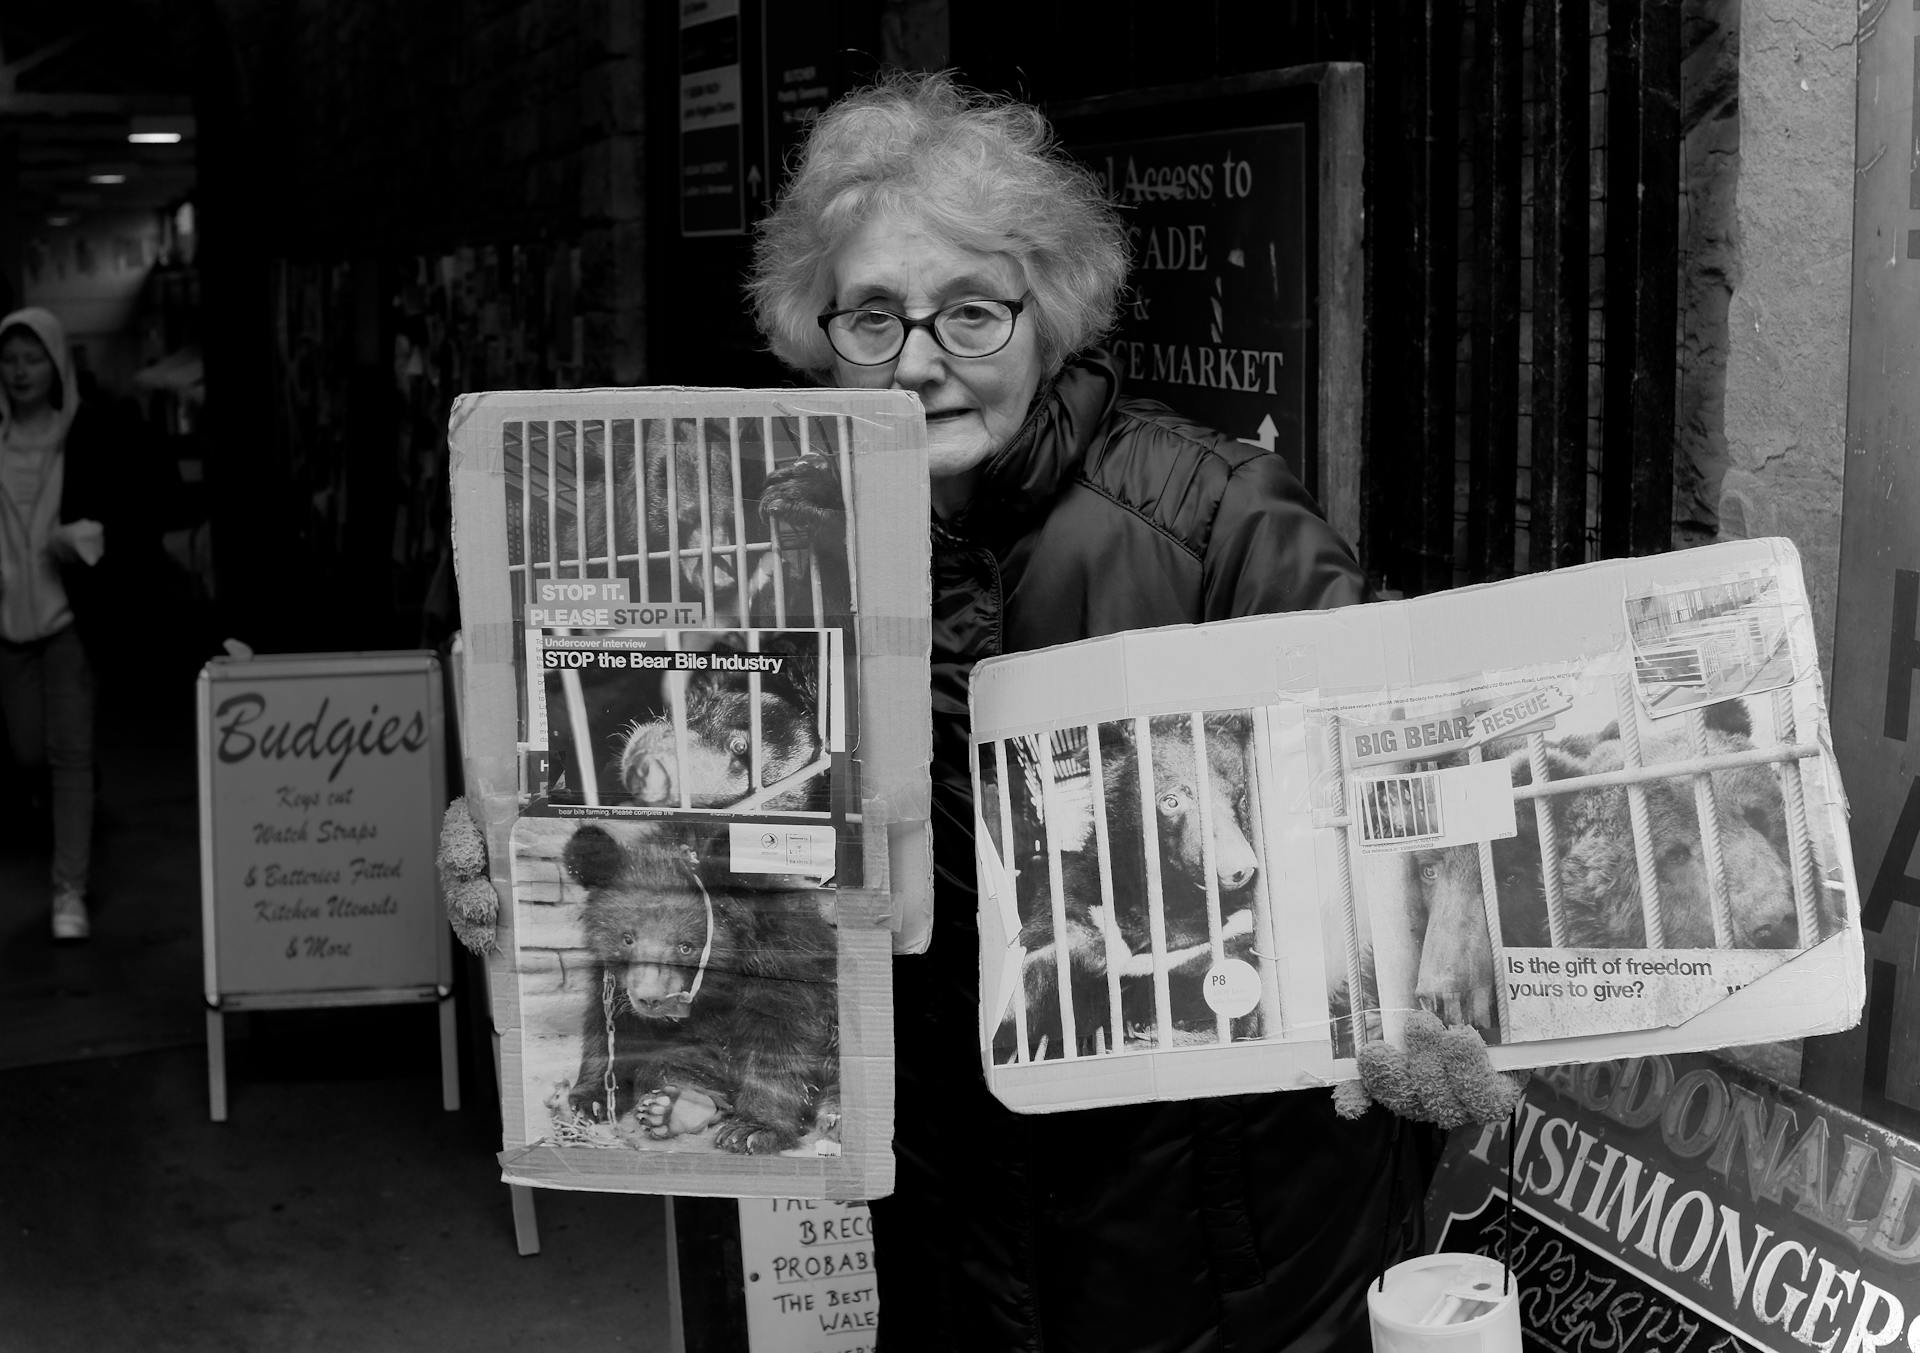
[0,306,80,439]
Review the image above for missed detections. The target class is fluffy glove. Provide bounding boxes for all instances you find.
[437,796,499,955]
[1332,1011,1526,1128]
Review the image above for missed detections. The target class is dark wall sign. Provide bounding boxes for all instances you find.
[1426,1053,1920,1353]
[761,4,844,202]
[681,0,748,236]
[1076,126,1311,477]
[1055,66,1365,547]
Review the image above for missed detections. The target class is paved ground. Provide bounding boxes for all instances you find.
[0,661,670,1351]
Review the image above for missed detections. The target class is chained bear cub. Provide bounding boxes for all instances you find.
[563,822,839,1153]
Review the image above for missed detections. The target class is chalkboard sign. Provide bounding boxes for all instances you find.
[1056,65,1365,549]
[198,652,453,1119]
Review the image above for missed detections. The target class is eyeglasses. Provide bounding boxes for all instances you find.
[816,296,1029,366]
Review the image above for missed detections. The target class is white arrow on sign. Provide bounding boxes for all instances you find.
[1238,414,1277,452]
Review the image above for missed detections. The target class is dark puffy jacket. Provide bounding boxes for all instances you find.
[873,350,1430,1352]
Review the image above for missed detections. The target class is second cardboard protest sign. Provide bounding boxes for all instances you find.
[969,538,1862,1114]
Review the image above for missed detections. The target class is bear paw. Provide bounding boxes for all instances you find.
[813,1090,843,1142]
[563,1082,614,1123]
[712,1118,800,1155]
[638,1084,731,1140]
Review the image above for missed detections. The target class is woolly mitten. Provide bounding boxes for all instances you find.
[437,796,499,955]
[1332,1011,1526,1128]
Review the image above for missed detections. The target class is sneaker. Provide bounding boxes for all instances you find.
[51,888,90,942]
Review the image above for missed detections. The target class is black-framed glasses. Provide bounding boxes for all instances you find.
[816,296,1029,366]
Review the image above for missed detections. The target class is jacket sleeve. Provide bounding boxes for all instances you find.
[1199,449,1369,621]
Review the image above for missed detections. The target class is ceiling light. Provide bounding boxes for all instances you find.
[130,114,195,144]
[88,173,126,185]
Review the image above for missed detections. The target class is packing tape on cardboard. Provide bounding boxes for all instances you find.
[860,777,933,827]
[857,613,933,657]
[463,622,524,665]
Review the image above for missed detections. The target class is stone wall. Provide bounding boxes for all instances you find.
[1720,0,1855,680]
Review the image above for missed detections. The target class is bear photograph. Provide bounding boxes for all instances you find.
[1625,572,1794,718]
[535,627,836,816]
[508,816,842,1156]
[503,414,854,632]
[978,711,1280,1064]
[1322,660,1850,1050]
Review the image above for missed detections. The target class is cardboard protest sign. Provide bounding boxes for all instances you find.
[969,538,1862,1113]
[450,388,929,1198]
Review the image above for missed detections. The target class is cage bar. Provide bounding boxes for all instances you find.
[1527,729,1571,947]
[1038,733,1080,1058]
[746,630,765,804]
[662,422,682,604]
[799,417,826,622]
[593,421,614,580]
[1467,744,1513,1034]
[725,418,751,627]
[671,657,694,811]
[1611,673,1668,947]
[624,421,647,603]
[540,422,557,588]
[514,423,530,607]
[1133,717,1176,1049]
[1246,715,1286,1039]
[559,667,599,806]
[1325,713,1368,1051]
[1772,687,1824,946]
[1685,709,1737,949]
[693,420,717,616]
[759,414,789,625]
[1186,713,1234,1045]
[1086,723,1127,1054]
[564,420,587,571]
[993,742,1031,1062]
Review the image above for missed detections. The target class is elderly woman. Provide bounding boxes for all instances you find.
[747,74,1510,1352]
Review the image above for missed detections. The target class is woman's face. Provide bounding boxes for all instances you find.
[1,331,56,418]
[828,215,1043,514]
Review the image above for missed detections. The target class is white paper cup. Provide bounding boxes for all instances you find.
[1366,1253,1522,1352]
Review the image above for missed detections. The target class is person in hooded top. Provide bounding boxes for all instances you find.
[0,306,159,941]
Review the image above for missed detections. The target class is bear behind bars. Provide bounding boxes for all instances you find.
[1007,713,1262,1058]
[535,420,845,624]
[616,635,828,812]
[562,823,839,1154]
